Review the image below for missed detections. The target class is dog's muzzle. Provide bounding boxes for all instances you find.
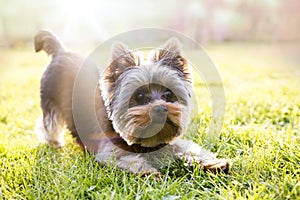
[151,105,168,123]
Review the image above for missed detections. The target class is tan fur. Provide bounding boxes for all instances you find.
[127,100,183,128]
[150,37,192,83]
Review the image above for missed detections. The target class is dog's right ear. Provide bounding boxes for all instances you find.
[100,42,140,111]
[108,42,140,80]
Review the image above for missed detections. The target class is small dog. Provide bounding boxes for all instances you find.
[34,30,229,176]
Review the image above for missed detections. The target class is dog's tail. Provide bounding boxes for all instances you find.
[34,30,65,56]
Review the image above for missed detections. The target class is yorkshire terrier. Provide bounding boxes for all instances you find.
[34,30,229,176]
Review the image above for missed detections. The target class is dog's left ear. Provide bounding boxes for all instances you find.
[150,37,190,80]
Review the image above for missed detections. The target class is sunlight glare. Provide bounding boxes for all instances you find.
[52,0,109,44]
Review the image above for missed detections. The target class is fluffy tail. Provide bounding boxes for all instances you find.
[34,30,65,56]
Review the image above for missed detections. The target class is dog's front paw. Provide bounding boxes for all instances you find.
[200,158,230,173]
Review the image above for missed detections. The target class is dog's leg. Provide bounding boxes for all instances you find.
[34,112,65,148]
[170,138,230,173]
[95,144,160,177]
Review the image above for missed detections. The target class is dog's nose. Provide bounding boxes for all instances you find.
[152,105,168,115]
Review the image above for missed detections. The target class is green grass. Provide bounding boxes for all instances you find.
[1,43,300,199]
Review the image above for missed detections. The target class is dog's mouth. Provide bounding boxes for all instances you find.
[151,117,166,124]
[130,117,179,140]
[114,100,185,147]
[127,103,179,139]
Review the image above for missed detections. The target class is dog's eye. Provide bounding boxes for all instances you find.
[163,90,173,102]
[135,92,149,105]
[136,93,144,100]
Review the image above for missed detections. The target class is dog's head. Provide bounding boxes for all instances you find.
[100,38,193,147]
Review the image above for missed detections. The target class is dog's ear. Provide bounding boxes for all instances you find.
[150,37,190,80]
[100,42,140,107]
[108,42,140,79]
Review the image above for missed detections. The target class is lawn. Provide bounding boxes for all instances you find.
[0,43,299,199]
